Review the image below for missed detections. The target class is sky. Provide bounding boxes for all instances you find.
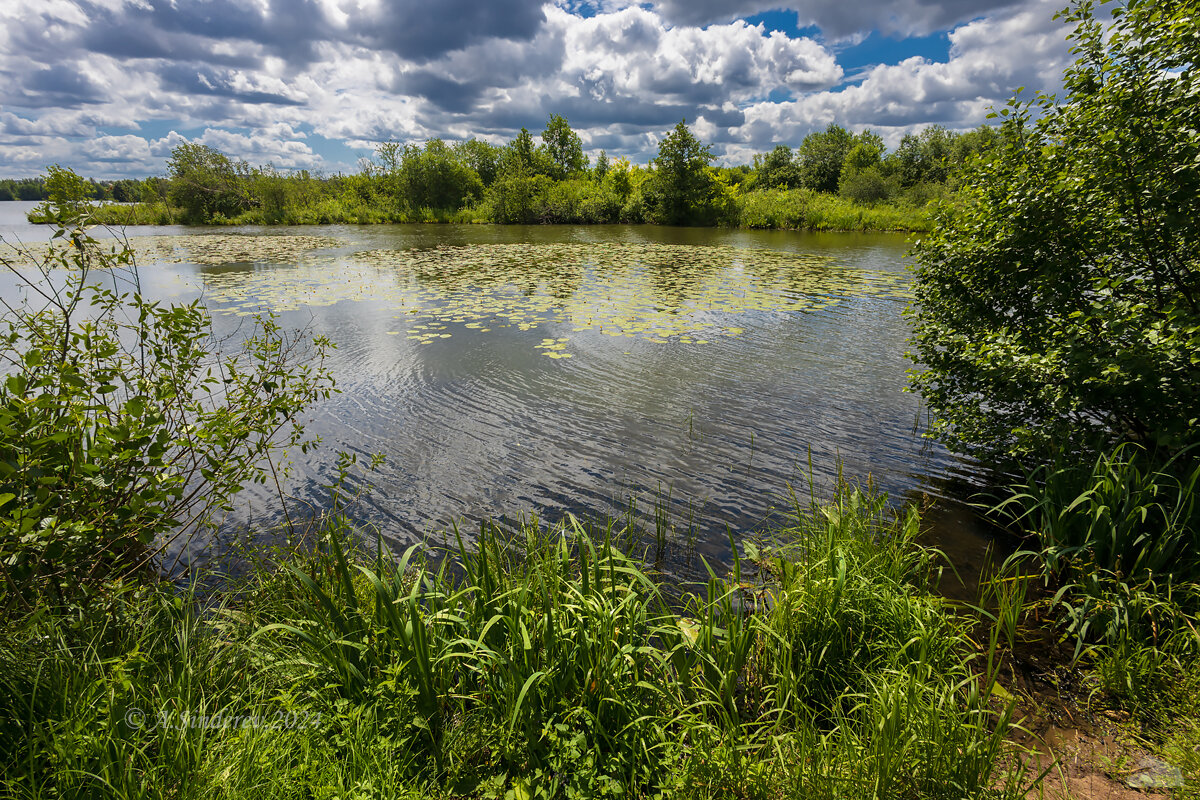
[0,0,1077,179]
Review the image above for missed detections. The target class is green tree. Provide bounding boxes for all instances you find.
[32,165,93,223]
[541,114,587,178]
[752,145,802,189]
[797,124,854,193]
[166,143,253,222]
[909,0,1200,466]
[0,218,335,606]
[395,139,483,211]
[109,179,143,203]
[593,150,610,182]
[839,139,896,204]
[505,128,537,173]
[894,126,954,187]
[454,138,503,186]
[486,167,550,224]
[647,119,717,225]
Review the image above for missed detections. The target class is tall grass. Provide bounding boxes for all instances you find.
[56,188,931,231]
[736,188,931,232]
[0,487,1031,798]
[993,444,1200,648]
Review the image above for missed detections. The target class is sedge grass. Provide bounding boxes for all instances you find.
[0,486,1033,799]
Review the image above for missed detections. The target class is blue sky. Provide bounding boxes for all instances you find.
[0,0,1073,178]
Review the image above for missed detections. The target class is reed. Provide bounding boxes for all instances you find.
[0,485,1033,798]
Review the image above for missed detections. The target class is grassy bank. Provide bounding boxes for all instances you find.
[0,486,1030,799]
[736,189,929,232]
[36,189,931,233]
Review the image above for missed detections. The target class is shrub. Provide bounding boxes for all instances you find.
[909,0,1200,467]
[0,216,335,609]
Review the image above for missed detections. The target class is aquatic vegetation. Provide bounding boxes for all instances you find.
[126,237,912,356]
[134,232,345,265]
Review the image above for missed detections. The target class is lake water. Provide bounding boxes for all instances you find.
[0,201,999,583]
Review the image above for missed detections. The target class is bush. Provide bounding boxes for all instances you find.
[0,216,335,609]
[839,166,898,205]
[909,0,1200,467]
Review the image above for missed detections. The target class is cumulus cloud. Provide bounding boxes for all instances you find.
[733,0,1071,152]
[648,0,1022,39]
[0,0,1075,177]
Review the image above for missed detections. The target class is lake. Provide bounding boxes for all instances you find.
[0,201,998,583]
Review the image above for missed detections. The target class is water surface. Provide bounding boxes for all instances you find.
[0,201,996,579]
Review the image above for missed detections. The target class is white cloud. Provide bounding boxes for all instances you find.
[647,0,1022,39]
[733,0,1071,152]
[553,6,841,102]
[0,0,1075,177]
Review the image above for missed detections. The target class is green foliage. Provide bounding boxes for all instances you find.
[797,124,855,193]
[503,128,551,176]
[35,116,965,232]
[166,142,255,223]
[992,443,1200,652]
[539,178,622,223]
[0,219,335,608]
[485,166,553,224]
[541,115,587,179]
[108,178,144,203]
[0,486,1030,799]
[737,187,930,231]
[593,150,609,182]
[454,138,503,187]
[842,139,884,174]
[909,0,1200,466]
[391,139,485,213]
[838,141,898,206]
[895,126,955,187]
[37,165,94,222]
[647,120,722,226]
[0,177,49,201]
[751,145,802,190]
[997,444,1200,585]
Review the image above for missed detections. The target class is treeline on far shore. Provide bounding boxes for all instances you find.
[19,117,995,232]
[0,175,146,203]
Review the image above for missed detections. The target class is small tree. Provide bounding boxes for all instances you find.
[647,120,718,225]
[839,140,896,204]
[32,165,93,224]
[909,0,1200,467]
[797,124,854,193]
[752,145,802,190]
[541,114,587,179]
[454,138,503,187]
[593,150,610,182]
[166,142,254,222]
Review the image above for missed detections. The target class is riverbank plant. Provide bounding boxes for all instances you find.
[908,0,1200,774]
[21,111,984,232]
[0,485,1031,799]
[0,213,336,611]
[737,188,930,232]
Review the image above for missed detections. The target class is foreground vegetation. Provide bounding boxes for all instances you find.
[2,485,1036,799]
[19,115,989,232]
[908,0,1200,790]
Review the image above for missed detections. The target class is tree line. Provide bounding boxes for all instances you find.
[21,116,995,230]
[0,175,157,203]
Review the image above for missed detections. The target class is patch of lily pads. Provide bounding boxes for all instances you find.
[125,236,912,357]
